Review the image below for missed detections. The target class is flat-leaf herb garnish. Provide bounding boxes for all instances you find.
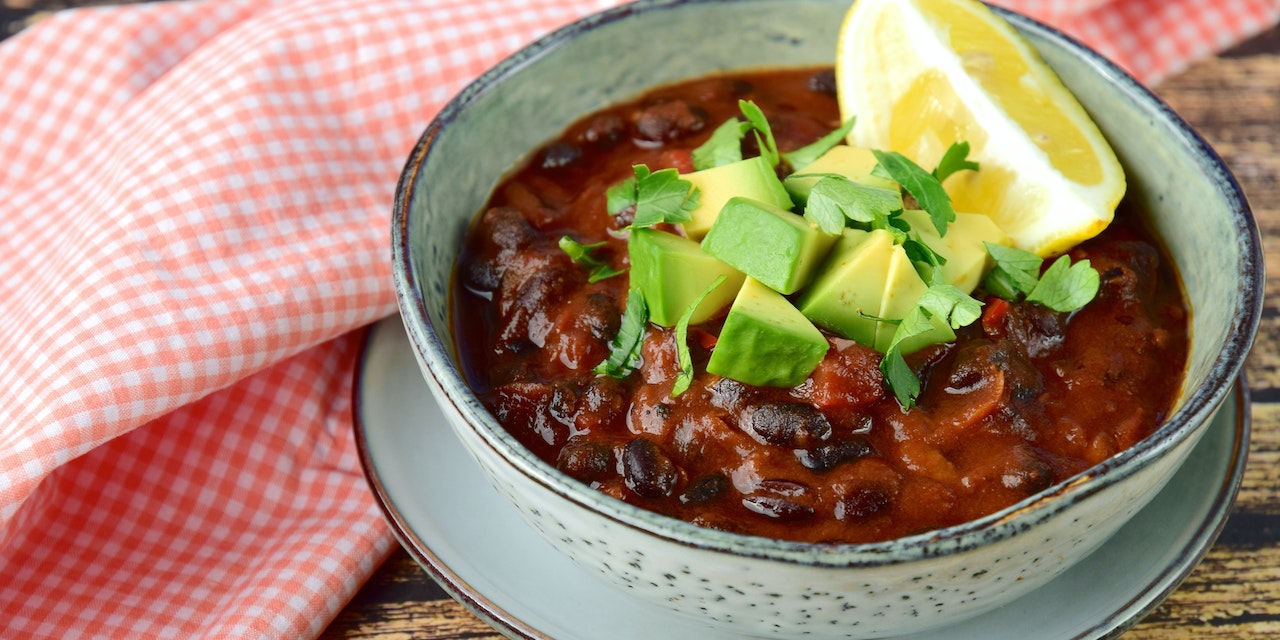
[593,288,649,379]
[739,99,780,169]
[983,242,1100,312]
[879,284,984,408]
[691,118,750,170]
[872,149,956,237]
[672,275,727,397]
[558,236,625,283]
[802,175,904,236]
[932,140,980,183]
[784,117,856,171]
[606,165,700,229]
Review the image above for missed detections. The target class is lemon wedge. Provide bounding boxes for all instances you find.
[837,0,1125,257]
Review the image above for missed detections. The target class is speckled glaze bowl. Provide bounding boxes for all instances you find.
[391,0,1263,637]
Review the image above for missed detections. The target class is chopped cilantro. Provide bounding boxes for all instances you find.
[783,117,856,171]
[932,141,980,183]
[739,100,780,168]
[902,235,948,285]
[983,243,1099,312]
[879,284,984,408]
[803,175,904,236]
[872,150,957,237]
[593,289,648,379]
[671,275,727,397]
[558,236,625,283]
[982,242,1042,299]
[606,165,700,229]
[917,284,983,329]
[1027,255,1100,312]
[692,118,750,170]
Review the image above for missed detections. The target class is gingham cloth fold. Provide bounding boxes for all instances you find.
[0,0,1273,637]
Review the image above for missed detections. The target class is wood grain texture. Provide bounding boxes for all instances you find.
[324,36,1280,640]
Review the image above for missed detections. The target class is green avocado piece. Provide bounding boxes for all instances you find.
[795,228,894,346]
[872,246,954,352]
[783,145,900,202]
[700,197,838,294]
[900,209,1009,293]
[679,156,793,240]
[629,228,746,327]
[706,278,829,387]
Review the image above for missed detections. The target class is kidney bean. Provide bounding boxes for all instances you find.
[743,403,832,448]
[680,473,729,505]
[621,438,682,499]
[633,100,706,142]
[557,440,615,482]
[795,437,874,473]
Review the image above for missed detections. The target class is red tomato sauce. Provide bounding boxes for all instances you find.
[450,68,1189,544]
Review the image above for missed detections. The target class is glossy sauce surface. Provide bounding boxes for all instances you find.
[452,68,1189,543]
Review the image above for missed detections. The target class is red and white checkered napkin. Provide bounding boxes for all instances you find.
[0,0,1272,637]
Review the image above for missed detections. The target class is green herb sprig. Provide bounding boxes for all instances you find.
[983,243,1100,312]
[606,165,700,229]
[558,236,625,283]
[593,289,649,379]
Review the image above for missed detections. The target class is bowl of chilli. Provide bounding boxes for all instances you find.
[390,0,1262,637]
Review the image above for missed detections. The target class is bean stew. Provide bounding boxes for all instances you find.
[450,68,1189,544]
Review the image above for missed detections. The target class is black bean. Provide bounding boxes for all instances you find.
[482,206,536,252]
[541,142,583,169]
[621,438,681,499]
[680,473,729,505]
[836,487,892,520]
[633,100,707,142]
[557,441,614,482]
[808,69,837,96]
[742,480,815,521]
[581,114,625,148]
[1002,448,1055,494]
[795,438,874,472]
[745,403,831,447]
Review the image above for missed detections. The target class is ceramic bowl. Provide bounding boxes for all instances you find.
[391,0,1263,637]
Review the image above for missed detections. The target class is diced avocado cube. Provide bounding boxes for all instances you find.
[872,246,938,352]
[700,197,838,295]
[680,156,793,240]
[629,228,746,327]
[900,209,1010,293]
[706,278,829,387]
[796,228,894,346]
[783,145,899,203]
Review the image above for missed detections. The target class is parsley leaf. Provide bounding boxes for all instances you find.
[932,141,980,183]
[692,118,750,170]
[879,284,984,408]
[739,100,780,168]
[903,235,948,285]
[982,242,1042,299]
[880,345,921,409]
[917,284,983,329]
[593,289,648,379]
[783,117,856,171]
[672,275,727,397]
[558,236,625,283]
[1027,255,1100,312]
[872,150,956,237]
[607,165,700,229]
[983,243,1100,312]
[803,175,904,236]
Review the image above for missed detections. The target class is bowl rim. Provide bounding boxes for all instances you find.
[391,0,1264,567]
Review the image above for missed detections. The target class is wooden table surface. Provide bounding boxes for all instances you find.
[4,3,1278,639]
[318,27,1280,640]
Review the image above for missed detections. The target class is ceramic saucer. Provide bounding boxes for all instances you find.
[354,317,1249,639]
